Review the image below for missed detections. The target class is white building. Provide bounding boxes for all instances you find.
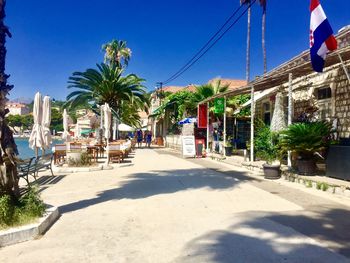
[6,102,30,115]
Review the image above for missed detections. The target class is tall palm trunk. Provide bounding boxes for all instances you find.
[0,0,19,201]
[246,4,251,82]
[262,7,267,73]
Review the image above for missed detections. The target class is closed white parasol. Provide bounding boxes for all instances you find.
[104,103,111,140]
[74,122,81,139]
[62,109,70,141]
[42,96,52,150]
[29,92,44,156]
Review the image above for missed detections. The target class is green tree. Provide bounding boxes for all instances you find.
[21,114,33,131]
[50,108,63,132]
[6,115,22,132]
[102,40,131,68]
[194,80,229,102]
[66,63,149,126]
[6,114,34,133]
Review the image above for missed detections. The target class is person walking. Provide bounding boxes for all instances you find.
[146,131,152,148]
[137,129,143,148]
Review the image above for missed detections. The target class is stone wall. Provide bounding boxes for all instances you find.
[293,100,311,120]
[165,135,182,152]
[333,65,350,138]
[289,62,350,138]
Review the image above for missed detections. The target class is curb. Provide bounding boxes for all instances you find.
[52,164,114,173]
[283,171,350,197]
[0,206,60,247]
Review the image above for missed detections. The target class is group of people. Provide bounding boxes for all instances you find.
[136,129,152,148]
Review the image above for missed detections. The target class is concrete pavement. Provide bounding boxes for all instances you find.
[0,148,349,262]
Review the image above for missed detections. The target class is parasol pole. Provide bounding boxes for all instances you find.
[250,85,255,164]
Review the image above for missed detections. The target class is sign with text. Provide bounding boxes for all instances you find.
[214,98,225,114]
[182,135,196,157]
[182,123,194,136]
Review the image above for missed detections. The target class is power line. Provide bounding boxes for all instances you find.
[161,0,257,85]
[162,4,244,85]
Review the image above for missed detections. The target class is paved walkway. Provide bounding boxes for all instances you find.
[1,148,349,262]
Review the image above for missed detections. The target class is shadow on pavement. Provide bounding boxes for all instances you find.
[59,168,255,214]
[177,209,350,262]
[20,175,66,196]
[265,208,350,259]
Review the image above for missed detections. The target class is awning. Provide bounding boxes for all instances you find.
[233,87,277,114]
[81,129,93,135]
[148,107,161,118]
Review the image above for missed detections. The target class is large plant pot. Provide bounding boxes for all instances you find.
[263,163,281,179]
[224,146,233,156]
[297,159,316,175]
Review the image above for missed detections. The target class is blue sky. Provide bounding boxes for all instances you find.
[6,0,350,101]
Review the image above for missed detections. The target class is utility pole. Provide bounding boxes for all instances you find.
[156,82,163,105]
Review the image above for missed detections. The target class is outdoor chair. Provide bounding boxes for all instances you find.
[107,143,124,163]
[54,144,67,164]
[95,143,105,158]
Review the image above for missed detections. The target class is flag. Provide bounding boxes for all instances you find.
[197,104,208,128]
[310,0,337,72]
[259,0,266,11]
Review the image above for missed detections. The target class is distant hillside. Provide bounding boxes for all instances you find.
[11,97,33,104]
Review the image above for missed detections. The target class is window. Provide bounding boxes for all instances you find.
[316,87,332,100]
[262,102,271,125]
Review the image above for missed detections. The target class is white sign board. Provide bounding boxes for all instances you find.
[182,135,196,157]
[182,123,194,136]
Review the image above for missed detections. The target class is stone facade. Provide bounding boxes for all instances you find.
[334,66,350,138]
[251,58,350,139]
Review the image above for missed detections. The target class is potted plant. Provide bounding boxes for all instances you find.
[280,121,332,175]
[255,125,281,179]
[224,137,233,156]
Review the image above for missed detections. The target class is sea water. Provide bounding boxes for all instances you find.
[14,138,63,159]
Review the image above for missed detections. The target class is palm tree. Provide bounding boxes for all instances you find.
[66,63,149,126]
[194,80,229,102]
[241,0,251,82]
[0,0,19,201]
[102,40,131,68]
[260,0,267,73]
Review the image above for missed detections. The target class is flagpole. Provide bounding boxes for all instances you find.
[206,102,209,154]
[337,53,350,82]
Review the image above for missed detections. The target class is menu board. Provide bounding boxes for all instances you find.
[182,136,196,157]
[182,123,194,136]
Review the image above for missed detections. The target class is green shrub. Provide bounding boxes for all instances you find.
[254,121,281,164]
[0,187,45,229]
[0,195,15,226]
[20,187,46,217]
[280,121,332,160]
[316,182,322,190]
[68,152,91,167]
